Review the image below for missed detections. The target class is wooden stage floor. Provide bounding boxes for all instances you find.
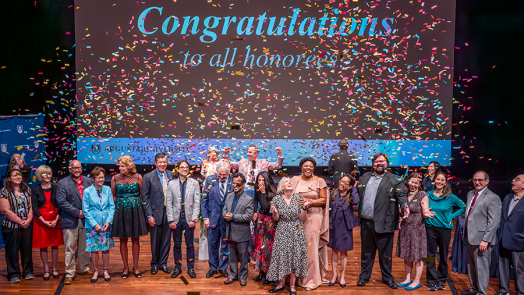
[0,223,511,295]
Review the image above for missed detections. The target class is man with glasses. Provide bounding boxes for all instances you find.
[166,160,200,279]
[201,161,233,278]
[142,153,174,275]
[56,160,93,285]
[495,175,524,295]
[461,171,502,295]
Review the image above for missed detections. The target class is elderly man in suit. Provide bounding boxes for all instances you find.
[327,139,359,189]
[142,153,174,275]
[56,160,94,285]
[222,173,254,286]
[166,160,200,279]
[495,174,524,295]
[356,153,408,289]
[460,171,502,295]
[201,161,233,278]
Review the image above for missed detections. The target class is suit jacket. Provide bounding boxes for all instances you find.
[31,183,60,218]
[201,174,234,229]
[357,171,407,234]
[329,188,360,231]
[56,175,92,229]
[327,151,359,188]
[498,193,524,251]
[222,190,254,242]
[463,188,502,245]
[166,177,201,224]
[82,184,115,230]
[142,169,174,225]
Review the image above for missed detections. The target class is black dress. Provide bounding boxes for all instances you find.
[111,174,148,238]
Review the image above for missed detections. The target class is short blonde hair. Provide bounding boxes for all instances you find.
[118,155,137,174]
[35,165,53,182]
[276,177,292,194]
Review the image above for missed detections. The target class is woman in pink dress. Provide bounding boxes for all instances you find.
[291,157,329,291]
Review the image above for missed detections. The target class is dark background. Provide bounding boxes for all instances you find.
[1,0,523,198]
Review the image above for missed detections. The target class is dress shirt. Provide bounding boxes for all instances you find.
[360,173,384,220]
[466,187,487,216]
[508,193,523,216]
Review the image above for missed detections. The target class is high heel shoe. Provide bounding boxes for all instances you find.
[269,285,286,293]
[43,272,50,281]
[340,282,346,288]
[103,269,111,282]
[91,270,99,283]
[121,269,128,279]
[52,270,59,279]
[328,275,338,286]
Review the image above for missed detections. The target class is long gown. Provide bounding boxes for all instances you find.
[291,176,329,290]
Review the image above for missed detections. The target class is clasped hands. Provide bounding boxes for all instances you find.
[94,222,110,231]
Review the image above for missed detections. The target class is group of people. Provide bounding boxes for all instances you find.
[0,143,522,295]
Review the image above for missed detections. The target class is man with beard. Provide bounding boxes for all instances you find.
[356,153,409,289]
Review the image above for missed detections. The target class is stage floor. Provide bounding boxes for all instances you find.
[0,223,510,295]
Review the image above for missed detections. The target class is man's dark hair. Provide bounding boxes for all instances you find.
[372,152,390,166]
[232,172,246,184]
[155,153,167,162]
[173,160,190,179]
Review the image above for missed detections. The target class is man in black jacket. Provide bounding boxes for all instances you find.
[356,153,408,289]
[327,139,359,189]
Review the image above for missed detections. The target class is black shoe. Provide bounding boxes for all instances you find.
[52,270,59,279]
[206,270,217,278]
[340,282,346,288]
[495,292,509,295]
[91,270,99,283]
[437,283,446,290]
[219,270,228,277]
[290,291,297,295]
[171,269,182,278]
[262,279,273,285]
[357,278,368,286]
[428,284,438,291]
[384,281,398,289]
[255,271,266,282]
[188,269,196,278]
[460,289,477,295]
[151,267,159,275]
[103,269,111,282]
[160,266,171,274]
[43,272,50,281]
[269,285,285,293]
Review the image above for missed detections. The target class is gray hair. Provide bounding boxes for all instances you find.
[216,160,231,173]
[276,177,292,194]
[474,171,490,181]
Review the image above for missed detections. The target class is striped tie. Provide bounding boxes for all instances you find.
[220,182,226,201]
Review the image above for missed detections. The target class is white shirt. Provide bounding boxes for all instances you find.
[466,187,487,215]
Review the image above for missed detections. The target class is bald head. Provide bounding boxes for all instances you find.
[69,160,82,178]
[511,174,524,195]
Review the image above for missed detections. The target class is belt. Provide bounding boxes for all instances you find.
[180,213,185,217]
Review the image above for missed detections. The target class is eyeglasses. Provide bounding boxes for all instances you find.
[69,167,81,170]
[179,166,190,170]
[472,179,486,183]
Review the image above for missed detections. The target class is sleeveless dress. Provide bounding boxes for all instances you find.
[396,191,427,262]
[33,188,63,248]
[266,194,308,281]
[111,173,149,238]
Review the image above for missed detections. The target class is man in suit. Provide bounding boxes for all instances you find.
[356,153,408,289]
[166,160,200,279]
[222,173,254,286]
[461,171,502,295]
[327,139,359,189]
[201,161,233,278]
[495,174,524,295]
[56,160,93,285]
[142,153,174,275]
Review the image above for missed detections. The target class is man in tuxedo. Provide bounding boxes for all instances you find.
[461,171,502,295]
[201,161,233,278]
[327,139,359,189]
[142,153,173,275]
[56,160,93,285]
[496,174,524,295]
[222,173,254,286]
[356,153,408,289]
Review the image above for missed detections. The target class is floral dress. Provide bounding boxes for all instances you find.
[86,189,114,252]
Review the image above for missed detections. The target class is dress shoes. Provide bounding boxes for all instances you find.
[64,277,73,285]
[357,278,368,286]
[188,269,196,278]
[384,281,398,289]
[224,278,236,284]
[151,267,159,275]
[160,266,171,274]
[262,279,274,285]
[171,269,182,278]
[495,292,509,295]
[206,270,217,278]
[240,280,247,286]
[269,285,286,293]
[460,289,477,295]
[80,270,94,276]
[340,282,346,288]
[406,283,422,290]
[219,270,228,277]
[255,271,266,282]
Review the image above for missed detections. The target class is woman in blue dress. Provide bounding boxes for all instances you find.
[83,166,115,283]
[111,156,148,279]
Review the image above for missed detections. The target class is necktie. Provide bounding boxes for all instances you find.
[466,191,479,227]
[162,174,168,206]
[220,182,226,202]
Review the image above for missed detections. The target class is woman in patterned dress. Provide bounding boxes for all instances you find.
[267,177,311,295]
[291,157,330,291]
[251,171,278,284]
[396,172,427,290]
[83,167,115,283]
[111,156,149,279]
